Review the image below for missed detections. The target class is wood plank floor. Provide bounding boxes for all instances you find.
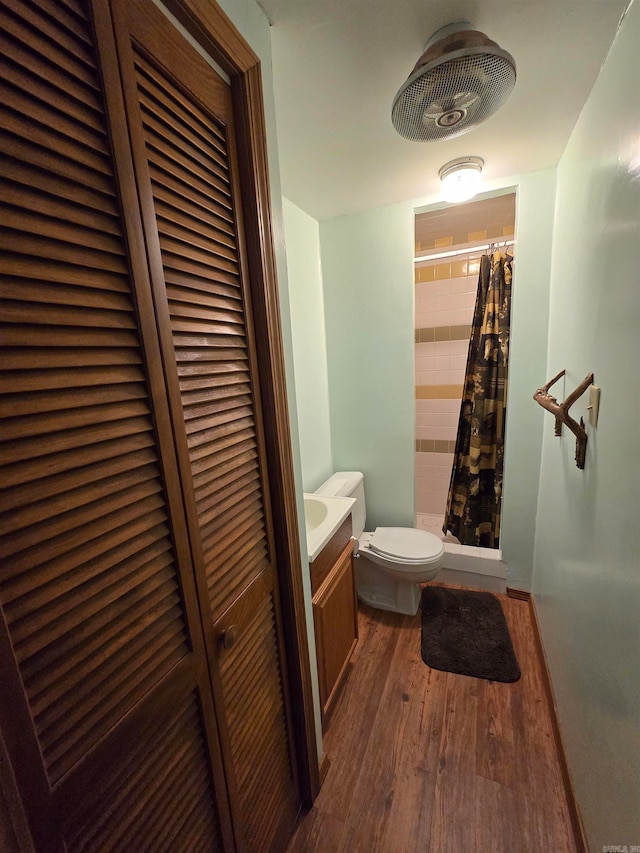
[287,585,577,853]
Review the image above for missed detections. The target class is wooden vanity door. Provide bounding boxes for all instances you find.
[111,1,300,849]
[313,542,359,725]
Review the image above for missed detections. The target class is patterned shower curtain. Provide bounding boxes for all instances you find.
[443,250,513,548]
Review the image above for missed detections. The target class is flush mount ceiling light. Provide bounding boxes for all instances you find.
[439,156,484,203]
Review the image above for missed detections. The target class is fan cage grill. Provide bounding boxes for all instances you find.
[392,53,515,142]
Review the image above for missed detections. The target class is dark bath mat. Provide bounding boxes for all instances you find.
[421,586,520,683]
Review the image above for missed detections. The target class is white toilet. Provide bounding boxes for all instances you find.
[314,471,444,616]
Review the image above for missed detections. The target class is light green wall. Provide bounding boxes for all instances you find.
[532,1,640,847]
[319,173,556,589]
[500,170,555,589]
[282,198,333,491]
[320,204,416,529]
[214,0,324,761]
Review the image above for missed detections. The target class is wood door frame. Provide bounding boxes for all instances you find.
[160,0,320,803]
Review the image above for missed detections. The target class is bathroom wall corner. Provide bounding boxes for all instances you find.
[320,202,416,529]
[500,167,557,591]
[282,198,334,492]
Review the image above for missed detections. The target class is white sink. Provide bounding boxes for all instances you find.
[303,493,355,562]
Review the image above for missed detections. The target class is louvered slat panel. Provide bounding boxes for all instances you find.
[1,398,148,444]
[1,280,134,311]
[0,0,193,790]
[1,51,103,133]
[203,517,265,569]
[161,230,239,275]
[10,544,174,650]
[0,377,146,419]
[1,474,164,558]
[150,161,232,227]
[0,4,96,90]
[2,346,142,373]
[136,75,228,166]
[3,159,118,219]
[1,115,112,183]
[179,362,249,388]
[181,384,252,415]
[187,401,255,441]
[173,331,246,353]
[168,281,242,315]
[2,512,171,604]
[193,450,259,503]
[25,0,91,45]
[0,31,102,113]
[2,182,121,236]
[1,83,108,158]
[187,412,255,453]
[219,589,294,850]
[141,110,232,202]
[2,258,126,292]
[63,693,221,853]
[169,297,244,327]
[2,411,152,466]
[191,437,257,483]
[155,190,235,242]
[197,467,261,523]
[208,549,269,619]
[0,445,157,513]
[148,161,234,234]
[162,251,239,290]
[198,494,262,540]
[134,45,270,623]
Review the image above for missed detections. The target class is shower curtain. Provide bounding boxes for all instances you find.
[443,250,513,548]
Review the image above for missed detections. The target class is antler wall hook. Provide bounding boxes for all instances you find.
[533,369,594,469]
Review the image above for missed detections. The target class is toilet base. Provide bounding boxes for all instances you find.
[356,559,432,616]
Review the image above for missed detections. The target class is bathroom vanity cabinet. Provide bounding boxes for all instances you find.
[311,517,359,727]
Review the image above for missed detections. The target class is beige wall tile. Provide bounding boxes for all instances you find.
[415,384,463,400]
[450,259,467,277]
[418,327,435,342]
[450,324,470,340]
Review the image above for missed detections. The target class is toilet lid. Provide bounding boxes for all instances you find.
[369,527,443,562]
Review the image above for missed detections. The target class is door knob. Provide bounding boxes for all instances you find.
[221,625,239,649]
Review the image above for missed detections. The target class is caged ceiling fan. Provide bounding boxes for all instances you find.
[392,22,516,142]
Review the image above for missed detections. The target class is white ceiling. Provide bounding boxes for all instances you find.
[258,0,628,221]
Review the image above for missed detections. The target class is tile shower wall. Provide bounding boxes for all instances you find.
[414,227,514,519]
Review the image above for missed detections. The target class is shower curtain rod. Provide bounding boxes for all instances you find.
[414,239,514,264]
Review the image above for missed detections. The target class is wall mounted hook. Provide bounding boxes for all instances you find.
[533,369,594,469]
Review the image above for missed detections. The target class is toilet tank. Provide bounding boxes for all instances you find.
[314,471,366,539]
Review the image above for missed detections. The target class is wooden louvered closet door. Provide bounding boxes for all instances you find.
[109,0,301,850]
[0,0,235,850]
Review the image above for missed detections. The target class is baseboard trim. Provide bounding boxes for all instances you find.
[319,753,330,787]
[506,587,589,853]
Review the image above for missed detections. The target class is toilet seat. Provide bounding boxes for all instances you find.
[368,527,444,565]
